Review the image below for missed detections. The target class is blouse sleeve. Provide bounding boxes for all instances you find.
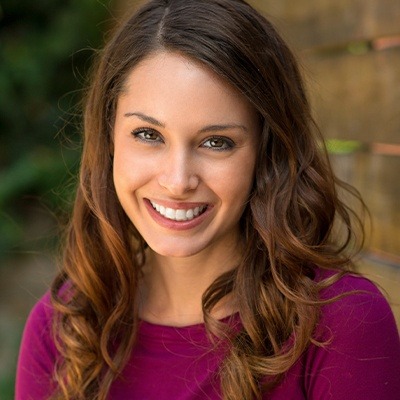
[303,275,400,400]
[15,291,59,400]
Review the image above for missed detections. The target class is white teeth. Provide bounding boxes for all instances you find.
[186,209,194,220]
[150,201,206,221]
[175,209,186,221]
[165,208,176,219]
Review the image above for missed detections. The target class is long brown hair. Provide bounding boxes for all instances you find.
[51,0,365,398]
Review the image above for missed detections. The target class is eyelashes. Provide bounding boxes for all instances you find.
[131,128,236,151]
[132,128,163,144]
[202,137,235,150]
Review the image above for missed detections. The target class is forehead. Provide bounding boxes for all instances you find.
[117,51,257,127]
[123,51,213,86]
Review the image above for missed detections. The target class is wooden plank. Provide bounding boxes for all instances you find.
[250,0,400,49]
[303,49,400,143]
[331,152,400,255]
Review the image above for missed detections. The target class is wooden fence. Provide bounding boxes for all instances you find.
[250,0,400,256]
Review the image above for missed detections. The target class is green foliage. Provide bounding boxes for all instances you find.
[0,0,110,258]
[326,139,364,154]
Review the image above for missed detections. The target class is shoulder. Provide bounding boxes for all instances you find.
[301,271,400,399]
[18,289,57,359]
[18,290,56,353]
[318,269,384,298]
[316,271,396,339]
[19,282,74,356]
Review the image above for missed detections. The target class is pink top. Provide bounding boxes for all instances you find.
[16,273,400,399]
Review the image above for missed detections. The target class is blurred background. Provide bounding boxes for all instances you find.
[0,0,399,398]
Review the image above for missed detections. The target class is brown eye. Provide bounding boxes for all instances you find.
[202,136,235,151]
[132,128,163,143]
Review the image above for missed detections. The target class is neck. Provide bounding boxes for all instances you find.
[139,240,241,327]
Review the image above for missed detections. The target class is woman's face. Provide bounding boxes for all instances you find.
[113,51,259,259]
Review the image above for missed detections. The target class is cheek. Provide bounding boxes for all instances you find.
[209,157,256,207]
[113,146,150,192]
[113,147,130,189]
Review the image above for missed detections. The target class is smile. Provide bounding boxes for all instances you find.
[149,200,207,221]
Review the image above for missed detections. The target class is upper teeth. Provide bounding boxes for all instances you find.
[150,201,206,221]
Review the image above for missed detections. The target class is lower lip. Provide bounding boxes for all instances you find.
[144,200,213,231]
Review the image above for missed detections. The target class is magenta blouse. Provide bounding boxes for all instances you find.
[16,273,400,399]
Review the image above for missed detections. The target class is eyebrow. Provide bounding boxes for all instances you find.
[124,112,248,133]
[124,112,165,127]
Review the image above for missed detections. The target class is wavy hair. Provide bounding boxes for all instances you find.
[51,0,365,398]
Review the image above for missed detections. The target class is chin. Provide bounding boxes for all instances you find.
[147,242,207,259]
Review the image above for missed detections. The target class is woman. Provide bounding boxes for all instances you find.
[16,0,400,399]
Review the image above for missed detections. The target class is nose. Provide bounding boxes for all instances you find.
[158,148,199,195]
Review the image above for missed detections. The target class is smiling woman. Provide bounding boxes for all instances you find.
[15,0,400,399]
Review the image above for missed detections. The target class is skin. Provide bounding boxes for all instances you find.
[113,51,259,325]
